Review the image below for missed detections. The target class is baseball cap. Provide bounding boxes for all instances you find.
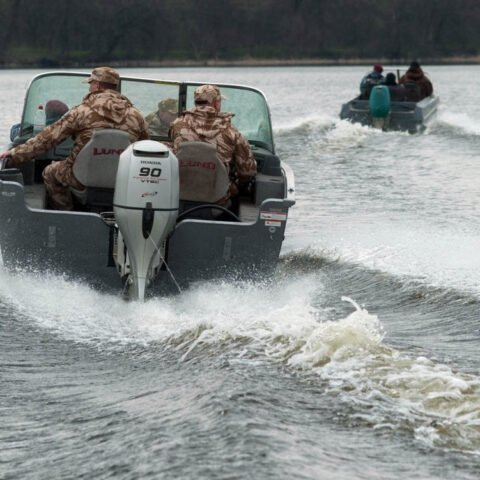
[194,84,226,103]
[84,66,120,85]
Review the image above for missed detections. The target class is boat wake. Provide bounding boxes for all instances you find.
[273,114,396,142]
[1,263,480,455]
[284,210,480,300]
[435,110,480,137]
[275,116,395,164]
[273,113,334,135]
[278,297,480,456]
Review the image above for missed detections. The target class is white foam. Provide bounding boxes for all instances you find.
[297,312,480,454]
[2,266,480,453]
[273,113,333,134]
[438,111,480,136]
[0,267,322,350]
[300,217,480,298]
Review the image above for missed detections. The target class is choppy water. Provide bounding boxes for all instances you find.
[1,66,480,479]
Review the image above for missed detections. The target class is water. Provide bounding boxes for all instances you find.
[1,66,480,479]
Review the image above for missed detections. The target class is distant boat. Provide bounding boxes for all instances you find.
[340,83,439,133]
[0,71,296,300]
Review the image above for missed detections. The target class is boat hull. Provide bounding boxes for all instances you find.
[0,178,294,296]
[340,95,439,133]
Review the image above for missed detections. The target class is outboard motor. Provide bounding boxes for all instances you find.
[369,85,391,130]
[113,140,179,301]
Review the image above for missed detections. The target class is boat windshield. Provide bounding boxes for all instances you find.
[20,73,274,152]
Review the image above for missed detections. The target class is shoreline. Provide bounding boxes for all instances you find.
[1,56,479,70]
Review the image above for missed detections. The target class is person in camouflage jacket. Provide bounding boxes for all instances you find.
[145,98,178,137]
[169,84,257,201]
[0,66,149,210]
[399,61,434,99]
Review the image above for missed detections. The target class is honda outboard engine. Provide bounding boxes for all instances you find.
[113,140,179,300]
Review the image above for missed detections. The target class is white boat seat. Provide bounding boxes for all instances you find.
[71,129,131,209]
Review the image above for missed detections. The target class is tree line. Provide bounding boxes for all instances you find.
[0,0,478,67]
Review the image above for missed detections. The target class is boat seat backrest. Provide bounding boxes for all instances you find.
[176,141,230,203]
[73,129,131,188]
[403,82,421,102]
[388,85,406,102]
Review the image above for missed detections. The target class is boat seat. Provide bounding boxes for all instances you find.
[403,82,421,102]
[388,85,406,102]
[71,129,131,210]
[176,141,231,219]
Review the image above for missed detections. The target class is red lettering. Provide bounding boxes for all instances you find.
[93,147,125,156]
[179,159,216,170]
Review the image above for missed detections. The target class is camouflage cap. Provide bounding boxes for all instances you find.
[194,84,225,104]
[85,66,120,85]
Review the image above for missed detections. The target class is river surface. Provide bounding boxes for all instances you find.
[1,66,480,479]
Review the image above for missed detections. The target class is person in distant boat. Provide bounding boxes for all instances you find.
[169,84,257,206]
[383,72,397,86]
[0,66,149,210]
[382,72,406,101]
[399,61,433,99]
[360,64,385,98]
[145,98,178,137]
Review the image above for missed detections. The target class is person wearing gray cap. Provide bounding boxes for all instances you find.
[0,66,149,210]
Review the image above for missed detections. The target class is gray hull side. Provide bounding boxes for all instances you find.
[0,179,121,290]
[0,180,292,296]
[155,198,289,291]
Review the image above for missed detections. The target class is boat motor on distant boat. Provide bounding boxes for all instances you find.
[368,85,391,130]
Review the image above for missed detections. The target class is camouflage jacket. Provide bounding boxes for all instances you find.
[10,89,149,166]
[170,105,257,184]
[145,110,178,137]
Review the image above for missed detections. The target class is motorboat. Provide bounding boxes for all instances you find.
[340,83,439,133]
[0,72,295,300]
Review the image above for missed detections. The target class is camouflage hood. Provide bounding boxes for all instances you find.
[181,105,234,140]
[83,90,134,124]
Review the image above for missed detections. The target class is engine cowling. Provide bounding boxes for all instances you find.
[113,140,179,300]
[369,85,391,119]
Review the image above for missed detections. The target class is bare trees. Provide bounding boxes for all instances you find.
[0,0,478,67]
